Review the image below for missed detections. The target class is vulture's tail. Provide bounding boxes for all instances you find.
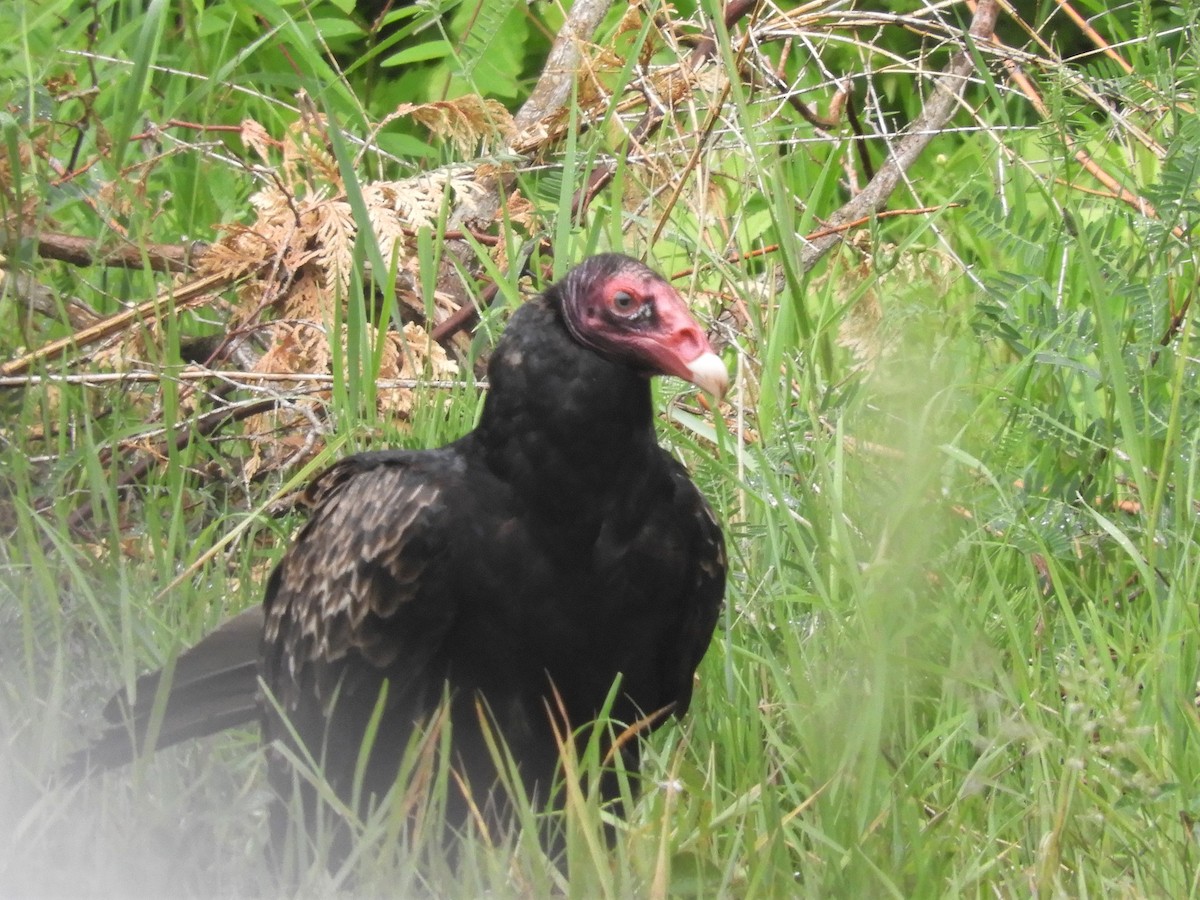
[62,607,264,781]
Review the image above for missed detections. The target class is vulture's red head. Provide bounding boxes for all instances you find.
[556,254,728,398]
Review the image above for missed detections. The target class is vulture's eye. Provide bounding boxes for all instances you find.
[611,290,638,314]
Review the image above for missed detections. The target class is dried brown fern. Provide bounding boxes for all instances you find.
[175,105,524,474]
[391,97,515,157]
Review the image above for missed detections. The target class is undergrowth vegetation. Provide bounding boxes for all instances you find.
[1,0,1198,896]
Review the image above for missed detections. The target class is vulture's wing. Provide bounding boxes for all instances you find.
[259,451,459,723]
[663,461,727,718]
[65,451,459,780]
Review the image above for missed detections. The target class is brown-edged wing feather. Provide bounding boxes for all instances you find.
[259,451,459,727]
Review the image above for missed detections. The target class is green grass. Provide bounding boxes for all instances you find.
[3,0,1200,896]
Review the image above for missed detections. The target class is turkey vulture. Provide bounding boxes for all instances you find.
[68,254,727,863]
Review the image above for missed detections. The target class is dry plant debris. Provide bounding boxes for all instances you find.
[17,0,1184,517]
[176,100,530,475]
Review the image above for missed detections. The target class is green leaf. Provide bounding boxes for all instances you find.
[382,39,453,68]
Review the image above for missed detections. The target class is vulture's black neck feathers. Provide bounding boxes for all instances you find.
[473,291,656,512]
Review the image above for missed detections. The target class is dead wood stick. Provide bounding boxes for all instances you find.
[1,268,255,377]
[513,0,614,135]
[17,231,207,273]
[790,0,1000,280]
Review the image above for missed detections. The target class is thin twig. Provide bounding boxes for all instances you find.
[967,1,1182,236]
[570,0,762,219]
[1052,0,1132,73]
[0,370,487,390]
[669,204,961,280]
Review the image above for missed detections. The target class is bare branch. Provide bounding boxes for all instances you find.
[514,0,614,135]
[14,231,206,273]
[792,0,1000,278]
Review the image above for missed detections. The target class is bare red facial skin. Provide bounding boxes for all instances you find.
[567,269,727,396]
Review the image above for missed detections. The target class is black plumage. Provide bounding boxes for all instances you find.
[69,254,727,861]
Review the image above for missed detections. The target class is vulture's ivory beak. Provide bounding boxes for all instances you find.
[686,352,729,399]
